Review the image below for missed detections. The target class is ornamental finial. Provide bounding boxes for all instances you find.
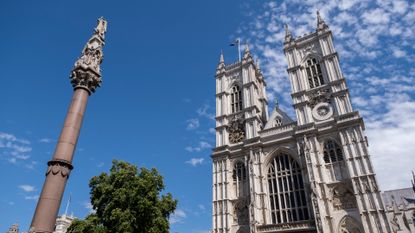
[70,18,107,94]
[284,24,293,43]
[95,17,107,39]
[316,10,328,31]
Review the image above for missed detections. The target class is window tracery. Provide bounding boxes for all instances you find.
[233,162,247,197]
[305,58,324,89]
[275,117,282,127]
[231,85,243,113]
[323,139,347,181]
[267,154,309,224]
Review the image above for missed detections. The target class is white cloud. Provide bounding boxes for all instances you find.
[39,138,53,143]
[25,195,39,201]
[208,128,216,134]
[186,118,200,130]
[392,47,407,58]
[185,141,212,152]
[186,158,204,167]
[83,201,95,214]
[367,100,415,190]
[361,8,390,25]
[198,204,206,210]
[19,185,36,192]
[197,104,215,121]
[0,132,33,165]
[170,209,187,224]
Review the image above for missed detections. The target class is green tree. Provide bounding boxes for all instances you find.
[67,160,177,233]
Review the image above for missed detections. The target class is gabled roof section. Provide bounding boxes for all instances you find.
[263,106,294,130]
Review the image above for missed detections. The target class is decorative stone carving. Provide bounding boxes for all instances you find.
[307,88,331,108]
[332,186,357,210]
[228,115,245,144]
[70,17,107,94]
[339,216,362,233]
[46,160,73,178]
[312,102,333,121]
[233,197,249,225]
[299,43,317,61]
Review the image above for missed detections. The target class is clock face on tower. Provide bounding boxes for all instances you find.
[228,116,245,144]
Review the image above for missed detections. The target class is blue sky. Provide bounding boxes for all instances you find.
[1,0,415,232]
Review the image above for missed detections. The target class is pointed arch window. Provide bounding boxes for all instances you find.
[267,154,310,224]
[233,161,247,197]
[231,85,243,113]
[323,139,346,181]
[275,117,283,127]
[305,58,324,88]
[323,139,344,163]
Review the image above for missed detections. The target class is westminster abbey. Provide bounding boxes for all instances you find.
[211,12,394,233]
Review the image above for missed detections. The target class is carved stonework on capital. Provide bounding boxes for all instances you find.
[70,69,102,94]
[46,160,73,178]
[70,17,107,94]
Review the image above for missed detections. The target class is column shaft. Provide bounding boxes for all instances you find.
[30,88,89,233]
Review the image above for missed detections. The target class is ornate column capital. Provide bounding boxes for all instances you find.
[70,17,107,94]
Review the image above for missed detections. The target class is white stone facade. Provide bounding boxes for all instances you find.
[53,215,74,233]
[212,13,392,233]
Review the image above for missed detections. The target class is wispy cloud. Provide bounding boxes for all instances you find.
[196,104,215,121]
[39,138,53,143]
[83,201,95,214]
[170,208,187,224]
[185,158,204,167]
[19,185,36,192]
[185,141,212,152]
[25,195,39,201]
[186,118,200,130]
[0,132,32,164]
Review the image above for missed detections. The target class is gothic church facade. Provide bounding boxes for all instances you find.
[212,13,392,233]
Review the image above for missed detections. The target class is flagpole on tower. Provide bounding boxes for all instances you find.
[237,38,241,62]
[230,38,241,62]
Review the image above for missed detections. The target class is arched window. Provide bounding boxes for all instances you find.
[275,117,282,127]
[233,161,247,197]
[305,58,324,88]
[323,139,344,163]
[267,154,309,224]
[323,139,346,181]
[231,85,242,113]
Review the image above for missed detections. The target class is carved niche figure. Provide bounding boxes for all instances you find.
[339,216,363,233]
[233,197,249,225]
[332,186,357,211]
[228,115,245,144]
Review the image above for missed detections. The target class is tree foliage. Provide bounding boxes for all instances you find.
[67,160,177,233]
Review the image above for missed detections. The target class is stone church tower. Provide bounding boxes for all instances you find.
[212,12,392,233]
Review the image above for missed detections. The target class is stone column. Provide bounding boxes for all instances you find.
[30,17,107,233]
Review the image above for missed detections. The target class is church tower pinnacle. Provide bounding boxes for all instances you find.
[29,18,107,233]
